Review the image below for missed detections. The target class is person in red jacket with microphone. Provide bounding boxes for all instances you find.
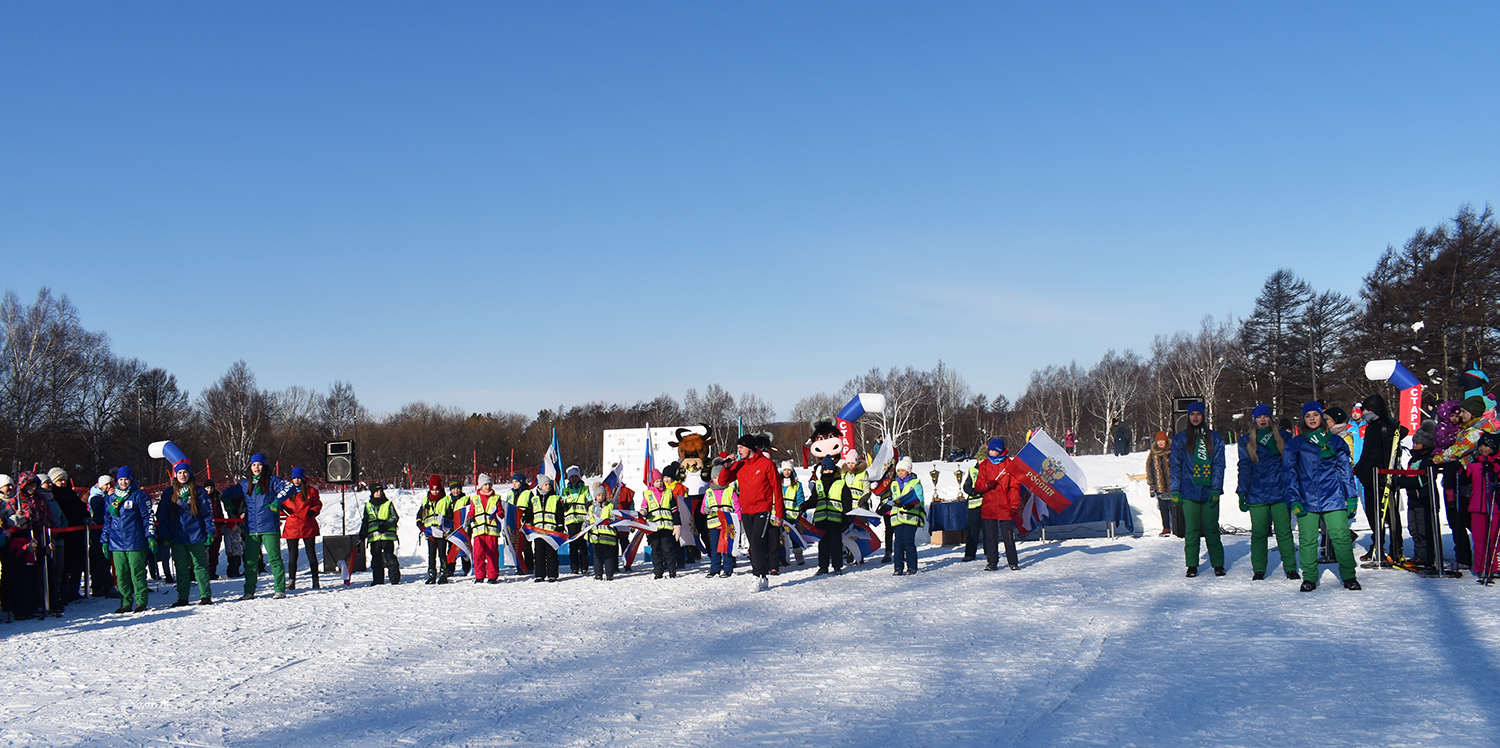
[717,433,782,593]
[280,466,323,590]
[973,437,1024,571]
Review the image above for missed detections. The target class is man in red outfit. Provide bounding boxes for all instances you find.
[717,433,783,592]
[973,437,1024,571]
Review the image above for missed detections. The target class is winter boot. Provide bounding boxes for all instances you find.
[1186,567,1198,578]
[273,591,286,599]
[311,574,320,590]
[1285,570,1301,580]
[170,599,190,608]
[1252,572,1265,580]
[1299,580,1317,592]
[199,597,213,606]
[1213,567,1226,576]
[1342,578,1362,591]
[132,604,147,612]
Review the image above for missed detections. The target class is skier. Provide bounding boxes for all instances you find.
[1145,431,1173,536]
[239,453,292,600]
[703,477,737,577]
[468,474,504,583]
[1435,395,1500,570]
[562,466,591,575]
[1169,402,1226,577]
[415,476,452,584]
[1393,418,1439,571]
[1354,393,1406,564]
[1237,404,1298,580]
[158,459,215,606]
[587,485,618,581]
[359,483,401,585]
[973,437,1024,570]
[280,466,322,590]
[530,475,563,582]
[717,433,782,592]
[1464,433,1500,579]
[888,457,925,575]
[101,467,155,613]
[1284,402,1362,592]
[643,470,679,579]
[806,457,848,577]
[1435,400,1472,568]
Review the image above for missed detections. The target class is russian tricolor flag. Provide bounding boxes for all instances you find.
[524,524,571,551]
[1011,430,1089,532]
[835,393,886,462]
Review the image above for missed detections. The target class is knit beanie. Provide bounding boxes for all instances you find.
[511,472,527,484]
[250,453,267,466]
[896,456,914,472]
[174,460,193,476]
[47,467,69,485]
[1187,402,1206,415]
[1301,401,1324,416]
[117,466,134,481]
[290,466,305,480]
[1251,404,1271,420]
[987,437,1008,457]
[1462,396,1488,419]
[1413,419,1436,449]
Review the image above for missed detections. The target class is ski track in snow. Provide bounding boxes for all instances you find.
[4,454,1500,747]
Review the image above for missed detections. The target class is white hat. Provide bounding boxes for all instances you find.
[97,475,113,488]
[0,474,12,488]
[477,473,493,486]
[566,465,581,477]
[47,467,69,485]
[896,457,913,472]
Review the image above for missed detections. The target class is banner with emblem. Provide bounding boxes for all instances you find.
[1011,429,1089,532]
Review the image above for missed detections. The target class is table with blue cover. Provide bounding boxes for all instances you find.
[927,501,970,532]
[1022,491,1135,538]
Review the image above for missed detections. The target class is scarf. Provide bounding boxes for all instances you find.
[1306,427,1335,459]
[1256,427,1280,456]
[109,486,129,516]
[1191,430,1212,487]
[987,454,1005,465]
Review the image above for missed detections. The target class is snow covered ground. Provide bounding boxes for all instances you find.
[4,453,1500,747]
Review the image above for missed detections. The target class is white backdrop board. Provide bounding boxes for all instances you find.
[601,427,692,495]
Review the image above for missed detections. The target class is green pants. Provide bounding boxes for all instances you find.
[243,531,286,595]
[112,550,149,608]
[1181,499,1224,569]
[171,542,213,602]
[1248,502,1298,574]
[1298,510,1357,583]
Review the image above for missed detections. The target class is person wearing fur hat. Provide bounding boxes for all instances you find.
[158,460,216,606]
[1169,402,1227,577]
[239,453,294,600]
[718,432,783,592]
[642,470,680,579]
[359,483,402,585]
[1284,402,1363,591]
[888,457,925,575]
[468,474,505,583]
[1237,405,1298,580]
[805,457,850,576]
[561,466,591,576]
[44,468,90,603]
[280,466,322,590]
[973,437,1024,570]
[101,467,156,613]
[1145,431,1173,536]
[530,475,564,582]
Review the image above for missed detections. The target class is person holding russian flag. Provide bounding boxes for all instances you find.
[1169,402,1227,578]
[1283,401,1362,592]
[972,437,1023,571]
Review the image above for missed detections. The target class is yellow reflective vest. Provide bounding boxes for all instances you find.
[889,477,926,527]
[705,485,736,529]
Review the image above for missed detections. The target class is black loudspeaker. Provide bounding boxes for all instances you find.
[326,441,356,484]
[322,535,366,573]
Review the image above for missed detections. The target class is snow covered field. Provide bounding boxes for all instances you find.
[4,454,1500,747]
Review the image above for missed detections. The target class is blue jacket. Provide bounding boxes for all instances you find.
[239,475,296,535]
[1169,429,1226,502]
[157,485,216,545]
[1282,431,1361,513]
[1236,430,1292,504]
[101,488,155,552]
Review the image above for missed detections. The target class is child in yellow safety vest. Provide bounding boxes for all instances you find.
[468,474,506,583]
[586,484,618,581]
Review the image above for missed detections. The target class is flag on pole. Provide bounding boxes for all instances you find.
[643,422,656,484]
[541,428,562,485]
[601,461,625,493]
[523,524,570,551]
[1010,429,1089,533]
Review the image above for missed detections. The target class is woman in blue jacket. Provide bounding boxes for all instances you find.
[159,460,216,606]
[101,466,155,613]
[1170,402,1226,577]
[1283,402,1362,591]
[240,453,294,600]
[1237,404,1298,581]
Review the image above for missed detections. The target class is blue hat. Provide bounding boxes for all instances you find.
[172,459,192,475]
[116,466,134,481]
[250,453,266,466]
[290,466,305,480]
[1251,404,1271,419]
[987,437,1008,458]
[1301,401,1324,416]
[1187,402,1206,415]
[819,457,838,474]
[511,472,527,484]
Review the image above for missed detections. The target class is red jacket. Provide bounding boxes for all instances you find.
[718,451,782,519]
[280,485,323,539]
[974,458,1024,523]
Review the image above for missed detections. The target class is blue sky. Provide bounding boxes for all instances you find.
[3,3,1496,419]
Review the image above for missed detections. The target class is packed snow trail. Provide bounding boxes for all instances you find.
[5,532,1500,747]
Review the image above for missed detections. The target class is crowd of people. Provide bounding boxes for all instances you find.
[1149,390,1500,591]
[3,386,1496,622]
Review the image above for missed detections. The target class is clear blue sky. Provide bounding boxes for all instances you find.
[3,3,1496,419]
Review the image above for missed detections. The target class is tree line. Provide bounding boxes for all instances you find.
[2,205,1494,481]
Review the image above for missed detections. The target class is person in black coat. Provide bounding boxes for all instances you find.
[1355,393,1407,563]
[1111,420,1133,456]
[45,470,92,603]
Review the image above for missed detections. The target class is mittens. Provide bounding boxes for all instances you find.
[1346,497,1359,519]
[1290,501,1306,518]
